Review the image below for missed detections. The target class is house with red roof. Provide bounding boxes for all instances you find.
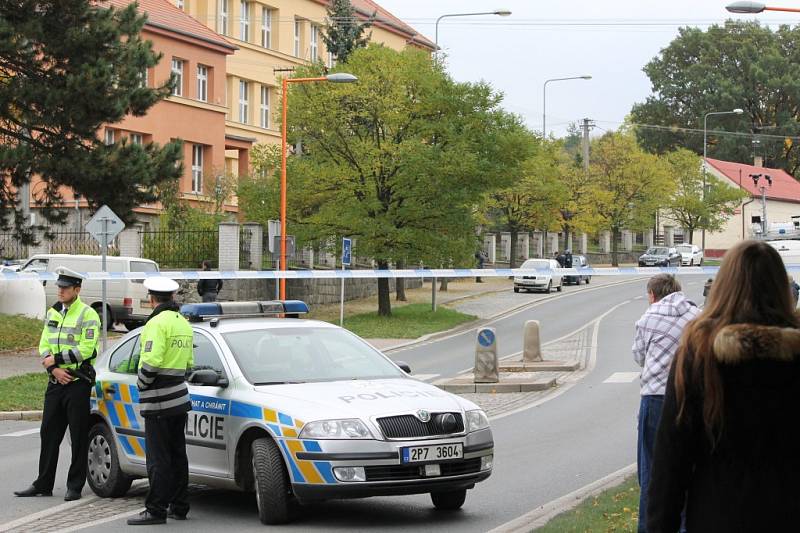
[669,158,800,257]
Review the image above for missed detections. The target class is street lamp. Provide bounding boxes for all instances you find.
[702,108,744,249]
[542,76,592,138]
[280,72,358,299]
[726,1,800,13]
[434,10,512,59]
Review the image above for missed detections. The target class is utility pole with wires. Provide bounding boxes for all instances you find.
[581,118,595,170]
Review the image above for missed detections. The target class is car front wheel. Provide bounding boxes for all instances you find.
[514,287,520,293]
[252,438,293,524]
[87,423,133,498]
[431,488,467,510]
[546,281,552,293]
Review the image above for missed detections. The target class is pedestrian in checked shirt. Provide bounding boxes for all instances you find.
[632,274,699,533]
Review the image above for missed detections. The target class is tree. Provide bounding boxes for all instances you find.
[486,137,566,266]
[630,21,800,174]
[587,132,675,266]
[321,0,374,64]
[0,0,182,242]
[664,148,748,243]
[283,45,529,316]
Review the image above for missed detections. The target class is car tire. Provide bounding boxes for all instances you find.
[513,287,520,293]
[556,281,562,292]
[252,437,293,525]
[546,281,552,293]
[91,303,114,331]
[586,277,591,285]
[431,488,467,510]
[87,422,133,498]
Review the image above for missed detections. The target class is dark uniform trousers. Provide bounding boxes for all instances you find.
[144,413,190,517]
[34,380,91,492]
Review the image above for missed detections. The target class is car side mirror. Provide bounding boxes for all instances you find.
[395,361,412,374]
[188,369,228,387]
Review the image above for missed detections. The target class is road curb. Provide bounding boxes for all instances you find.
[0,410,42,421]
[487,463,637,533]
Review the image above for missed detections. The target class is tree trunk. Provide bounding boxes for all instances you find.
[439,277,448,291]
[611,228,620,267]
[377,259,391,316]
[396,260,407,301]
[509,230,518,268]
[687,226,694,244]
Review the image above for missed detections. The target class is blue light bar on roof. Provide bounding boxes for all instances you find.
[180,300,309,322]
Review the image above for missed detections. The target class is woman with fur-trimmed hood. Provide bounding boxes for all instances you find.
[647,240,800,532]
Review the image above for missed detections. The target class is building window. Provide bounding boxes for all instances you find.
[240,0,249,41]
[310,25,318,62]
[176,0,184,9]
[218,0,228,35]
[192,144,204,193]
[104,129,115,145]
[197,64,208,102]
[130,133,143,145]
[140,67,148,88]
[327,51,336,68]
[294,20,301,57]
[261,7,272,48]
[171,58,184,96]
[260,86,269,129]
[238,80,249,124]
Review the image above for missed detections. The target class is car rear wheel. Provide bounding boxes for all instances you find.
[513,287,520,293]
[431,488,467,510]
[87,422,133,498]
[252,437,293,524]
[585,277,591,284]
[556,280,562,292]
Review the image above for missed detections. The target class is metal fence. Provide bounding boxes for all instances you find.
[140,230,217,269]
[0,233,28,260]
[239,226,253,269]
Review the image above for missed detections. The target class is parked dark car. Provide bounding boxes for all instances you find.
[638,246,681,267]
[564,254,591,285]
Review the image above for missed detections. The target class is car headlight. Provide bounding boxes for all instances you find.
[465,409,490,432]
[298,419,373,439]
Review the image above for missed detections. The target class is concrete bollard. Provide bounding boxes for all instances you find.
[523,320,543,363]
[474,327,499,383]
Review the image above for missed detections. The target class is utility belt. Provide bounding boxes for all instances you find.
[48,353,97,385]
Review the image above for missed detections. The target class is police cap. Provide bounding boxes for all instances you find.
[143,277,179,295]
[54,266,85,288]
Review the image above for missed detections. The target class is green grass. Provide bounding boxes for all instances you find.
[703,259,722,266]
[0,373,47,411]
[0,314,43,351]
[337,303,477,339]
[536,476,640,532]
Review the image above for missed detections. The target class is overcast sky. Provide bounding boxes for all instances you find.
[377,0,798,138]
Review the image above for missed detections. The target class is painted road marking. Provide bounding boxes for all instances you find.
[0,428,39,437]
[603,372,640,384]
[412,374,440,382]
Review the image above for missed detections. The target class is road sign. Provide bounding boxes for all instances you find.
[85,205,125,245]
[477,328,496,348]
[267,220,280,253]
[342,238,352,266]
[272,235,295,256]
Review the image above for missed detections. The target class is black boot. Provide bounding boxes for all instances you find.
[127,510,166,526]
[14,485,52,497]
[64,489,81,501]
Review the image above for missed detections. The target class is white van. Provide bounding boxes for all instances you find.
[766,240,800,265]
[21,254,159,329]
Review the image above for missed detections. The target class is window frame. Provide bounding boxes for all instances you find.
[261,6,272,48]
[260,85,269,129]
[192,144,204,193]
[240,0,250,41]
[238,80,249,124]
[171,58,184,97]
[130,133,143,145]
[218,0,229,35]
[294,20,301,57]
[310,25,318,62]
[104,129,115,146]
[197,64,208,102]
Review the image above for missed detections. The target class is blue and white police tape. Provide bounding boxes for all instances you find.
[0,265,780,282]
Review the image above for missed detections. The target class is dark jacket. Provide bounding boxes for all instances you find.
[197,277,222,296]
[647,323,800,532]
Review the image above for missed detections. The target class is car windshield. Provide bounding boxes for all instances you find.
[646,247,668,255]
[522,260,550,269]
[222,327,406,384]
[676,245,693,253]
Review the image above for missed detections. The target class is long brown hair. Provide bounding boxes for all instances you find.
[674,240,799,441]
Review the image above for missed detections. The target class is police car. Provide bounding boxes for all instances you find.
[86,301,494,524]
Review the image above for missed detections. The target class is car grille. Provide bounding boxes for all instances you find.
[377,413,465,439]
[364,458,482,482]
[522,276,536,279]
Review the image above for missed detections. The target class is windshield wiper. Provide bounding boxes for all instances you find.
[253,381,305,385]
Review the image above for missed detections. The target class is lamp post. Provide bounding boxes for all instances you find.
[280,72,358,299]
[702,108,744,249]
[727,1,800,13]
[434,9,512,60]
[542,76,592,138]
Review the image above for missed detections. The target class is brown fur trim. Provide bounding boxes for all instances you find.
[713,324,800,364]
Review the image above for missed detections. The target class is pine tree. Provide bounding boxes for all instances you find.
[0,0,182,242]
[321,0,374,64]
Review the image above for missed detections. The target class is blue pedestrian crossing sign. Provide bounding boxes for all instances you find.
[477,328,495,348]
[342,238,352,266]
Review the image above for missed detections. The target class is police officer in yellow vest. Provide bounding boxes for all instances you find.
[14,267,100,502]
[128,277,194,526]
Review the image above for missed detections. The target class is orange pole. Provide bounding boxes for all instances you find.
[280,76,329,300]
[280,77,288,299]
[765,6,800,11]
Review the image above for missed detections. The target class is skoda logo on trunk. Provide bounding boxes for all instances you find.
[437,413,458,433]
[416,410,431,423]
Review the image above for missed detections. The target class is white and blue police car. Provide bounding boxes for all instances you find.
[86,300,494,524]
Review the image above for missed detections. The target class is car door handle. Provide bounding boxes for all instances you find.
[103,386,116,396]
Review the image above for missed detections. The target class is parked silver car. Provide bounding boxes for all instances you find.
[86,301,494,524]
[514,258,564,293]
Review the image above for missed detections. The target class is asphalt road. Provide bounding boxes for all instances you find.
[0,275,707,532]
